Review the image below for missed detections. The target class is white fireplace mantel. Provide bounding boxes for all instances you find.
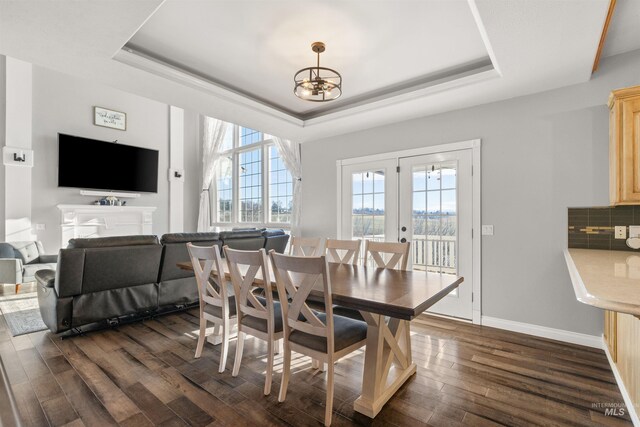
[57,204,156,247]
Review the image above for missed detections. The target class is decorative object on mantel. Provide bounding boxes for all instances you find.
[2,146,34,167]
[93,196,126,206]
[294,41,342,102]
[94,106,127,131]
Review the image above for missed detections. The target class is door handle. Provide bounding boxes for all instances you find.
[400,238,407,243]
[401,226,407,232]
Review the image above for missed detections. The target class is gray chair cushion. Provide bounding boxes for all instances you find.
[160,233,220,244]
[67,235,159,249]
[332,305,364,321]
[23,263,58,282]
[10,241,42,264]
[289,313,367,353]
[240,298,283,333]
[204,295,237,318]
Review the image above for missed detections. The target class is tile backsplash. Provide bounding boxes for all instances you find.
[568,206,640,251]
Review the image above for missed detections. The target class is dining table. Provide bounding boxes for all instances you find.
[177,260,463,418]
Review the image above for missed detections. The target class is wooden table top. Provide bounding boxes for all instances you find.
[177,261,463,320]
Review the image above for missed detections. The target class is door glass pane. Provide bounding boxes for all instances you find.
[411,161,457,277]
[352,170,385,264]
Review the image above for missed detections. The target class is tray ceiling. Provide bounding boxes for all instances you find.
[124,0,492,119]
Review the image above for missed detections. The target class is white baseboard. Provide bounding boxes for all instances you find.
[602,335,640,426]
[481,316,602,348]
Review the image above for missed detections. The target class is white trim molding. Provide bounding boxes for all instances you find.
[481,316,602,349]
[602,335,640,426]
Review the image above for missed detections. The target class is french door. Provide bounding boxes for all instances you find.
[339,148,475,321]
[398,151,473,319]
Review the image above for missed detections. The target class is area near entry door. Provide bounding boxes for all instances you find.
[398,150,473,320]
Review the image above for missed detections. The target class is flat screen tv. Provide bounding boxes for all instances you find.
[58,133,159,193]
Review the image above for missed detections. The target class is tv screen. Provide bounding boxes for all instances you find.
[58,133,159,193]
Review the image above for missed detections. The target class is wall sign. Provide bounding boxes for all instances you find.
[94,106,127,131]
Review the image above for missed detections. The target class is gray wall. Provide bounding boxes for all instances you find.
[31,66,198,250]
[301,49,640,336]
[0,56,6,240]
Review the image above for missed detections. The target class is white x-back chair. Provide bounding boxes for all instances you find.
[325,238,361,265]
[364,240,410,270]
[224,247,283,395]
[289,236,325,257]
[270,251,367,426]
[187,243,236,373]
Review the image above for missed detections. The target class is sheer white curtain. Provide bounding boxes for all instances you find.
[272,137,302,234]
[197,117,229,232]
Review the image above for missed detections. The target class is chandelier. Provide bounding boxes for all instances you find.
[294,42,342,102]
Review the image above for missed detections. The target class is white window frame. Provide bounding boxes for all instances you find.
[210,125,292,230]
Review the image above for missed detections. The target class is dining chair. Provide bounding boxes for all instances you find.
[324,238,361,265]
[223,246,283,395]
[289,236,325,257]
[187,243,236,373]
[364,240,410,270]
[270,251,368,426]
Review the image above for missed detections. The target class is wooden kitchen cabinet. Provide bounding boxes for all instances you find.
[609,85,640,205]
[604,309,617,362]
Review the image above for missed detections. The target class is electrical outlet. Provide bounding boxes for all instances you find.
[615,226,627,239]
[481,225,494,236]
[630,226,640,238]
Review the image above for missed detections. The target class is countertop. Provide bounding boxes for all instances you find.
[564,248,640,316]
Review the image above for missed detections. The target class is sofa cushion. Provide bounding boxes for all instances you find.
[10,241,42,264]
[219,229,264,240]
[0,243,14,259]
[161,232,220,244]
[262,229,285,238]
[23,263,58,282]
[68,235,159,249]
[81,245,163,293]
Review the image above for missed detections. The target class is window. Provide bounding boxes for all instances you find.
[216,156,233,223]
[210,124,292,227]
[269,146,293,223]
[240,127,262,146]
[239,148,262,222]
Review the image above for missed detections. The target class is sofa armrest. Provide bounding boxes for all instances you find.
[0,259,22,284]
[35,269,56,288]
[37,254,58,264]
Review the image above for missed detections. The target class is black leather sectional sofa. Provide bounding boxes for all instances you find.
[36,229,289,334]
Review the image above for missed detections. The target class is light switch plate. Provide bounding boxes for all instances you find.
[630,226,640,238]
[481,225,494,236]
[615,226,627,239]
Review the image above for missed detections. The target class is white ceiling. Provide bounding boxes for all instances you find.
[0,0,616,142]
[126,0,490,118]
[601,0,640,58]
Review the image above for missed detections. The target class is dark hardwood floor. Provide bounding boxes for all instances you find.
[0,284,632,426]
